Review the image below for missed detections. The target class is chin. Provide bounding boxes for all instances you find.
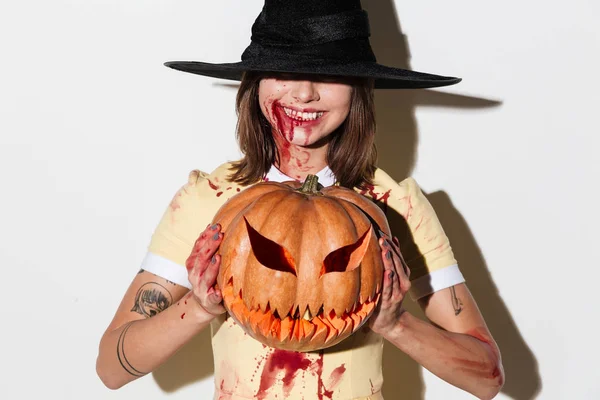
[294,131,334,148]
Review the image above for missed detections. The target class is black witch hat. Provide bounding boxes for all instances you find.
[164,0,460,89]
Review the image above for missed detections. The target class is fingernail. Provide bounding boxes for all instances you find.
[211,255,216,264]
[386,250,392,259]
[389,270,395,278]
[210,224,219,231]
[213,232,220,240]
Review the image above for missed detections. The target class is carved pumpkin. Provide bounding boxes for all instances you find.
[213,175,391,351]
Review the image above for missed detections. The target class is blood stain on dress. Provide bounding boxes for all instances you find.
[256,349,311,399]
[359,185,392,214]
[218,378,234,400]
[208,179,220,191]
[327,364,346,388]
[312,352,346,400]
[169,192,182,212]
[251,348,272,384]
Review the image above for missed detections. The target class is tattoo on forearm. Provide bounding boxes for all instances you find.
[131,282,173,317]
[117,321,148,377]
[450,286,464,316]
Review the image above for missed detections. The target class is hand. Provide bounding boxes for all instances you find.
[369,235,411,335]
[185,224,226,317]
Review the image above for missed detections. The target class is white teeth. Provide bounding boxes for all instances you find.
[283,107,324,121]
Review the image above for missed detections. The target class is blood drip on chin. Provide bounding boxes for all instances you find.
[265,99,317,176]
[270,100,315,150]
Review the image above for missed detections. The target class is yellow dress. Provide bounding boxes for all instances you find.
[141,162,464,400]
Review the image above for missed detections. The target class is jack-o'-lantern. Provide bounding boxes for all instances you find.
[212,175,390,351]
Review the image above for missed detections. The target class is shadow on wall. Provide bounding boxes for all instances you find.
[363,0,541,399]
[154,0,541,398]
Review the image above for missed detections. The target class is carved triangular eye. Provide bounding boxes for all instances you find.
[244,217,297,276]
[321,225,372,277]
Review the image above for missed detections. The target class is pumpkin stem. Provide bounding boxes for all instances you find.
[298,174,323,195]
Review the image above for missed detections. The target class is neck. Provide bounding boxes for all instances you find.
[272,130,329,181]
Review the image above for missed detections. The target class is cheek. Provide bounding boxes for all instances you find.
[323,86,352,118]
[258,79,286,112]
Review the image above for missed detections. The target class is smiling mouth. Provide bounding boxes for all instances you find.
[282,106,325,122]
[222,277,379,349]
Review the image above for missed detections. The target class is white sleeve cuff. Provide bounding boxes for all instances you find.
[409,264,465,300]
[140,252,192,289]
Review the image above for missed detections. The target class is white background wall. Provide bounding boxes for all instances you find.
[1,1,598,399]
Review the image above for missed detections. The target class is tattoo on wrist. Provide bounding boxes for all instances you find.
[131,282,173,317]
[117,321,148,377]
[450,286,464,316]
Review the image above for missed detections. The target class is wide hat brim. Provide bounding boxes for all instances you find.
[163,59,461,90]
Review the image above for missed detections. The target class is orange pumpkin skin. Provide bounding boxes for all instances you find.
[213,176,391,352]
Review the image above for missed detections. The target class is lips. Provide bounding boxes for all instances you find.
[278,105,326,126]
[282,106,325,122]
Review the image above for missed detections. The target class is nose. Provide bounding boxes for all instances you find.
[290,80,320,103]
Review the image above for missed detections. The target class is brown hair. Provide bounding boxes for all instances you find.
[228,71,377,189]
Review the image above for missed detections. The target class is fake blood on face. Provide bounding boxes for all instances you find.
[270,100,322,145]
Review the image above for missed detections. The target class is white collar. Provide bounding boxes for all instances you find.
[264,164,336,187]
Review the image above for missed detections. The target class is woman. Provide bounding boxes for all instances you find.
[96,1,504,399]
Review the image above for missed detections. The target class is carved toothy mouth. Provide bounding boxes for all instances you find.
[221,277,379,347]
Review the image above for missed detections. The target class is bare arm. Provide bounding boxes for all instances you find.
[387,284,504,400]
[371,237,504,400]
[96,225,225,389]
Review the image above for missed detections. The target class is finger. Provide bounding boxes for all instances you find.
[200,253,221,292]
[387,237,402,261]
[382,239,407,299]
[380,242,395,302]
[380,264,393,303]
[389,250,410,295]
[389,236,409,277]
[207,287,223,305]
[386,267,397,303]
[391,242,409,281]
[197,231,223,276]
[186,224,220,270]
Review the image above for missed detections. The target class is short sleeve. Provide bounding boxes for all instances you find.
[393,177,465,300]
[140,170,210,288]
